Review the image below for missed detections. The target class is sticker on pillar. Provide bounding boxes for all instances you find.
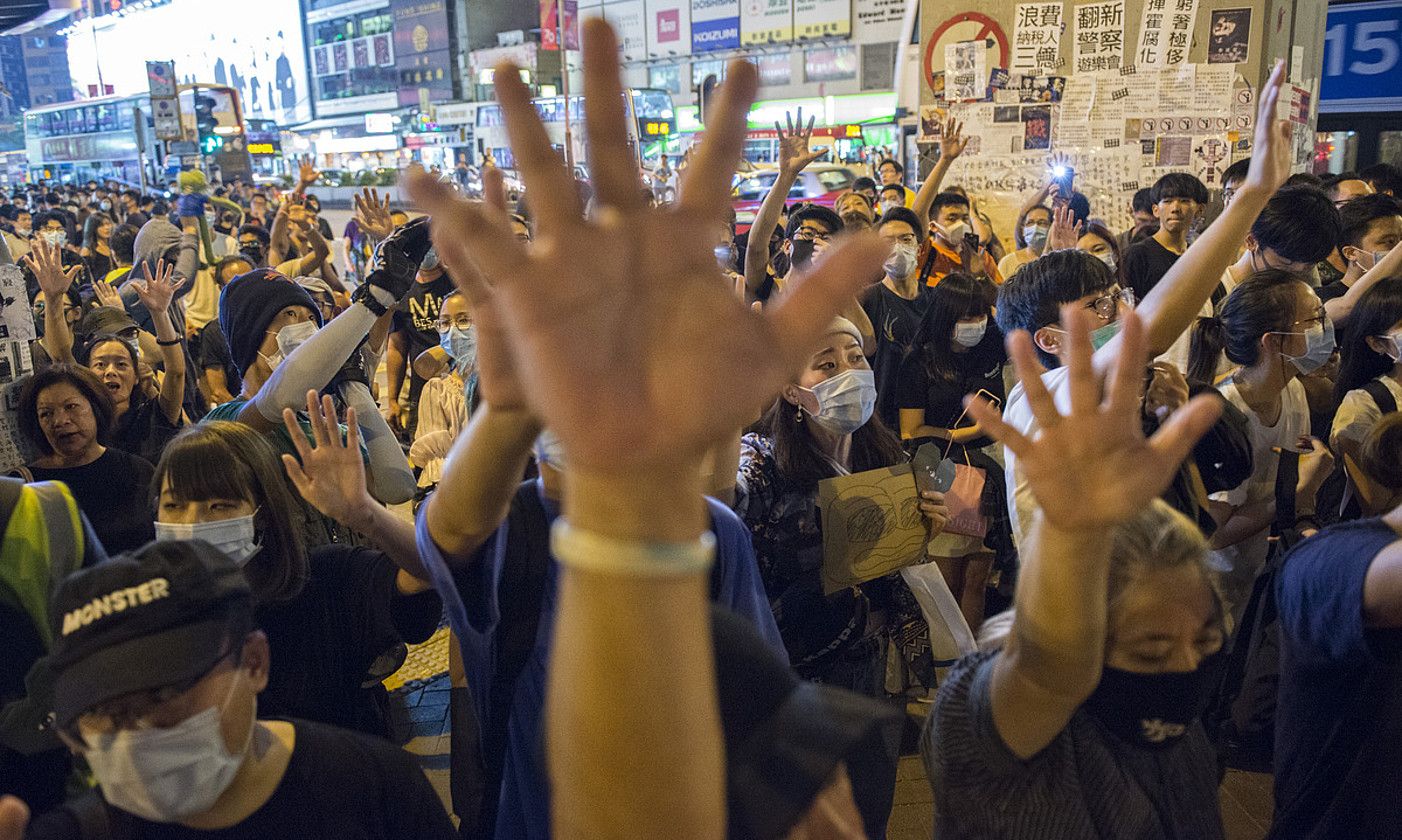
[1208,8,1251,64]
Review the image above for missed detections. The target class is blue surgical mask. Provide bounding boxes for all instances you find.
[1282,318,1335,375]
[439,324,477,370]
[1090,319,1121,351]
[1023,225,1049,251]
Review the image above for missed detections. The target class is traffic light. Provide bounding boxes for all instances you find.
[697,74,717,126]
[194,94,223,155]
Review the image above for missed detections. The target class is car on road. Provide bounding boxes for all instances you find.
[731,163,859,235]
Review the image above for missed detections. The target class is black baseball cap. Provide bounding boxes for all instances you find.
[47,540,254,729]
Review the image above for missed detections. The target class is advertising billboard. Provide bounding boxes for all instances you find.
[692,0,741,52]
[646,0,692,57]
[66,0,311,126]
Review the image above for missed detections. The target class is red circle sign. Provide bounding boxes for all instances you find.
[924,12,1011,95]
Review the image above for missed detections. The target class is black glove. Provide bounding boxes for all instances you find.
[364,215,431,302]
[324,339,372,396]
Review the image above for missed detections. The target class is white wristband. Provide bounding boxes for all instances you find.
[550,519,716,578]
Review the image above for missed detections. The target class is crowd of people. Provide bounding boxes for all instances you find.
[2,18,1402,840]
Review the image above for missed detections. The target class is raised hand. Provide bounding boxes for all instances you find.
[776,108,828,175]
[407,19,885,481]
[939,117,968,163]
[1046,202,1081,251]
[965,306,1221,531]
[21,236,79,301]
[92,278,122,309]
[354,187,394,241]
[128,260,185,314]
[0,796,28,840]
[298,159,320,189]
[1241,60,1292,199]
[280,391,372,527]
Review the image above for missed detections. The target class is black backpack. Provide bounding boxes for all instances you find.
[1361,378,1398,416]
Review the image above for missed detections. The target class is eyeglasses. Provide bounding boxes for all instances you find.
[1289,307,1327,330]
[1084,287,1136,319]
[793,227,832,243]
[435,314,473,331]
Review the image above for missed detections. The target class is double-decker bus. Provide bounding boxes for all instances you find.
[23,84,254,186]
[473,87,676,171]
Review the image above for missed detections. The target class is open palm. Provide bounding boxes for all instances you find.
[129,260,184,313]
[410,20,883,476]
[776,108,827,174]
[966,306,1222,530]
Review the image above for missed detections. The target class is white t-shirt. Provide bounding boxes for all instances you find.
[1331,374,1402,456]
[1003,366,1074,547]
[1158,268,1238,378]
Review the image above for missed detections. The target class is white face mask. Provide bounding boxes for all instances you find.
[939,221,970,246]
[879,198,901,213]
[154,513,261,566]
[534,429,566,470]
[801,368,876,436]
[883,243,917,278]
[953,317,988,348]
[40,229,66,247]
[262,319,318,368]
[1095,250,1118,271]
[1022,225,1049,251]
[82,668,252,823]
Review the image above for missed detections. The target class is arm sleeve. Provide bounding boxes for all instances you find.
[251,304,376,423]
[338,378,415,505]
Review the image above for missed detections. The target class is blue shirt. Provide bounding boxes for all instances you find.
[1273,518,1402,839]
[414,480,783,840]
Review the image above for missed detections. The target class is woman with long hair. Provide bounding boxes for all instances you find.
[1077,221,1125,284]
[896,271,1009,632]
[1330,276,1402,514]
[997,204,1052,280]
[79,211,114,282]
[150,408,441,739]
[1186,270,1336,620]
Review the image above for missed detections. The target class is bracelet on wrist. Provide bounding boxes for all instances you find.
[551,519,715,578]
[156,336,183,346]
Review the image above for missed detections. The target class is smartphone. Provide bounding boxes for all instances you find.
[913,443,957,494]
[1051,165,1075,202]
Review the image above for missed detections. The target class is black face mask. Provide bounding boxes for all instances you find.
[1083,651,1224,749]
[789,238,816,272]
[240,243,267,266]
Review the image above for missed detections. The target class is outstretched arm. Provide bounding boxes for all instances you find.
[911,117,968,229]
[23,239,81,364]
[128,260,187,424]
[742,110,827,303]
[1325,239,1402,325]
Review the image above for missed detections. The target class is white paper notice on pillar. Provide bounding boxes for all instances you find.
[1012,2,1065,73]
[603,0,648,60]
[792,0,850,40]
[1073,0,1125,73]
[1135,0,1198,67]
[945,40,989,102]
[741,0,792,45]
[646,0,692,56]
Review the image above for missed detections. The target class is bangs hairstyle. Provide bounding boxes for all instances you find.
[152,421,308,604]
[995,249,1115,368]
[911,272,997,386]
[1335,276,1402,399]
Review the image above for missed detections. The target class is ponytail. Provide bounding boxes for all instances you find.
[1187,315,1229,386]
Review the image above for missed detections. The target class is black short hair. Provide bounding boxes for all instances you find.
[1067,192,1091,227]
[32,210,68,233]
[237,224,270,246]
[784,204,843,240]
[109,224,138,265]
[18,364,115,456]
[995,250,1116,368]
[1285,172,1323,189]
[1338,193,1402,248]
[1131,187,1154,214]
[878,159,903,175]
[1250,185,1341,264]
[876,207,923,238]
[120,189,140,202]
[931,191,970,215]
[1361,162,1402,194]
[879,183,905,198]
[1151,172,1209,205]
[852,176,877,193]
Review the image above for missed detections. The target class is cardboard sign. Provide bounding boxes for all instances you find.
[818,464,927,594]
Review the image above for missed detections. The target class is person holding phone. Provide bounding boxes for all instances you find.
[896,272,1010,632]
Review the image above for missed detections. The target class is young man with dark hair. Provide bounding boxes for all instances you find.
[1122,171,1211,298]
[1221,158,1251,207]
[921,191,1002,288]
[852,176,878,205]
[1322,171,1374,207]
[118,190,145,230]
[1158,184,1342,373]
[13,541,456,839]
[996,64,1293,544]
[876,158,915,207]
[877,183,905,213]
[1360,162,1401,196]
[1320,193,1402,325]
[104,223,138,285]
[861,206,933,428]
[236,224,272,267]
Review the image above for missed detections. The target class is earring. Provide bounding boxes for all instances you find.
[795,408,803,423]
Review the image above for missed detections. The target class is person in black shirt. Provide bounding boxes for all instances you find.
[151,416,441,738]
[12,539,455,840]
[14,365,156,553]
[385,252,456,438]
[1321,193,1402,327]
[895,271,1007,631]
[1122,172,1208,300]
[861,207,931,429]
